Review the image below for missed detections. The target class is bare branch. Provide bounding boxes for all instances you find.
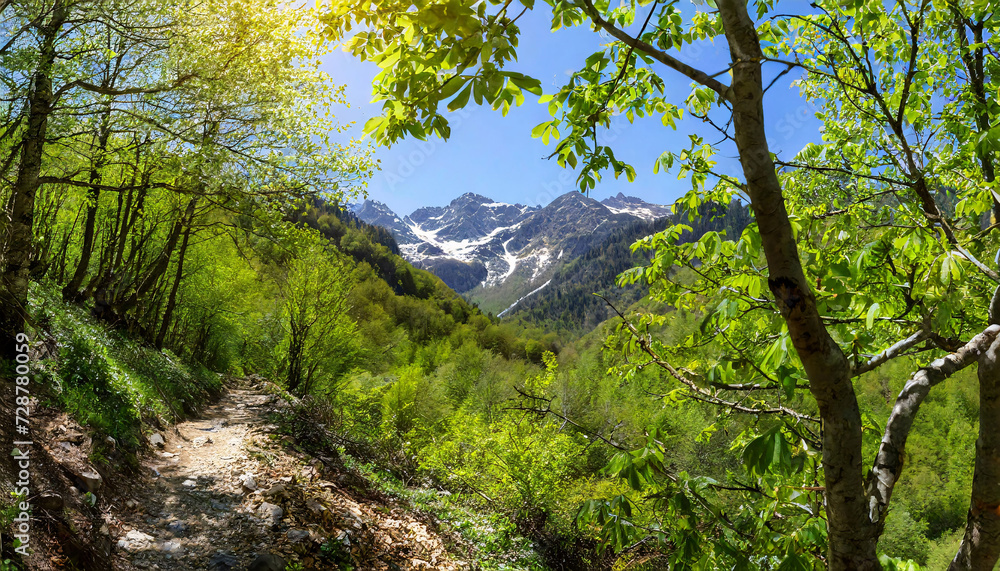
[853,329,929,377]
[510,386,626,450]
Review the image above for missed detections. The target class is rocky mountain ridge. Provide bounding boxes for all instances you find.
[350,191,674,314]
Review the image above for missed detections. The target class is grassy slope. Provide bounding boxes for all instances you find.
[28,283,224,455]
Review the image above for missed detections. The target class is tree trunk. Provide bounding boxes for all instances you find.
[155,218,193,349]
[108,197,195,320]
[716,1,877,568]
[0,0,66,361]
[88,181,147,298]
[951,333,1000,569]
[63,111,112,301]
[287,324,306,394]
[950,290,1000,568]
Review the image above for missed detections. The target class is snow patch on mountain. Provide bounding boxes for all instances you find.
[604,205,663,220]
[528,248,552,281]
[490,237,520,287]
[600,192,672,221]
[405,221,523,267]
[498,279,552,318]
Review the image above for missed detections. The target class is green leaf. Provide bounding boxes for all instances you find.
[865,302,880,329]
[661,111,677,129]
[742,425,793,477]
[448,83,473,112]
[778,365,796,400]
[438,76,468,100]
[363,116,386,135]
[509,74,542,95]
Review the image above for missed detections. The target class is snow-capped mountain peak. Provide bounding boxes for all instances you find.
[600,192,672,221]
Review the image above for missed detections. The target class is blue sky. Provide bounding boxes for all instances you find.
[321,2,823,216]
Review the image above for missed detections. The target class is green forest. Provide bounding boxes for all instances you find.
[3,0,1000,570]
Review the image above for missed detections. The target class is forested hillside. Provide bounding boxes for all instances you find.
[6,1,1000,571]
[509,200,752,330]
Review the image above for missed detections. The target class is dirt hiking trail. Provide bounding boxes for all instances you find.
[111,380,471,571]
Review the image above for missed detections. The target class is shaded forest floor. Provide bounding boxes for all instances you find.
[111,378,473,571]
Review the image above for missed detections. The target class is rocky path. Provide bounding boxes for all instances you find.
[112,382,470,571]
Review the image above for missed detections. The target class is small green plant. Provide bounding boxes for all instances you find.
[88,450,108,466]
[319,539,354,569]
[247,448,277,467]
[0,492,28,570]
[0,492,24,528]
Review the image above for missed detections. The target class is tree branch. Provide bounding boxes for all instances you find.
[866,324,1000,529]
[53,73,197,101]
[574,0,733,101]
[598,294,818,423]
[853,329,929,377]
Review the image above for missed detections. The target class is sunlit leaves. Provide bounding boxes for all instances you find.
[419,407,587,520]
[320,0,539,146]
[865,302,881,330]
[576,429,825,569]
